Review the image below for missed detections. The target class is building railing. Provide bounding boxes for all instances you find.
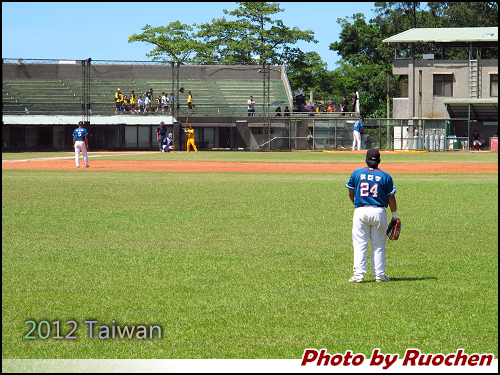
[2,102,358,117]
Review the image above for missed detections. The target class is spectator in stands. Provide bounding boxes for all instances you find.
[247,96,256,116]
[308,108,315,117]
[187,91,194,114]
[123,95,130,112]
[327,103,335,114]
[169,93,174,114]
[275,107,282,116]
[351,90,357,116]
[472,130,481,151]
[340,96,348,117]
[130,91,136,112]
[145,89,153,112]
[156,95,162,112]
[115,88,123,112]
[161,92,167,112]
[297,94,304,113]
[146,88,153,102]
[144,93,150,112]
[137,95,144,113]
[284,106,290,116]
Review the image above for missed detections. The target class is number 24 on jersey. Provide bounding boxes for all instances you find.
[359,182,379,197]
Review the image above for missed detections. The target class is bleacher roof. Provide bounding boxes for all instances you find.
[383,27,498,47]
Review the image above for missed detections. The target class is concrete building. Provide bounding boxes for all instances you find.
[383,27,498,149]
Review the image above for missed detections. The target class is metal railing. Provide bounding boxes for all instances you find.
[2,101,359,117]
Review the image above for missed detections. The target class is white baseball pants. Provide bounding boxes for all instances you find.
[352,130,362,150]
[352,206,388,277]
[74,141,88,167]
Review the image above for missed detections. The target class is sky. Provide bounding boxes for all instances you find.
[2,2,378,70]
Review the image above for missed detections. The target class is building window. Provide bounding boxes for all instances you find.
[491,74,498,97]
[433,74,453,97]
[399,75,408,98]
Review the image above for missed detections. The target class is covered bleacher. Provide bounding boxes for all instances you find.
[2,60,290,116]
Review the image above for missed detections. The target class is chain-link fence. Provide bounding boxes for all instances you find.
[262,117,466,151]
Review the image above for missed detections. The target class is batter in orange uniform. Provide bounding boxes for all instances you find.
[185,124,198,152]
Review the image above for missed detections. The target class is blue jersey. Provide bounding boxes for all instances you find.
[163,137,173,146]
[353,120,363,132]
[73,127,88,142]
[157,126,166,136]
[346,167,396,208]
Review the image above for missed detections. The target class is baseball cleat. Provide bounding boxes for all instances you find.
[85,165,89,168]
[349,275,364,283]
[375,275,390,282]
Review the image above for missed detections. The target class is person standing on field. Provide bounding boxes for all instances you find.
[185,124,198,152]
[73,121,89,168]
[156,121,167,152]
[345,149,398,283]
[352,117,364,151]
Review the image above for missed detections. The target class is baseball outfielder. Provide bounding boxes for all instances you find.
[73,121,89,168]
[352,117,364,151]
[185,124,198,152]
[345,149,398,283]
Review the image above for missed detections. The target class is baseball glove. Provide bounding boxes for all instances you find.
[387,218,402,240]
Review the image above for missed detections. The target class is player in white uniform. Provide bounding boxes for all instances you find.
[345,149,398,283]
[352,117,364,151]
[73,121,89,168]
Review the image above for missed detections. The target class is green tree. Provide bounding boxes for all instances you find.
[328,2,498,117]
[285,51,333,102]
[127,22,197,62]
[128,2,317,66]
[329,13,390,67]
[196,2,317,65]
[427,2,498,28]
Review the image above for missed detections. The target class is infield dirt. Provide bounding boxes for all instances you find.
[2,158,497,173]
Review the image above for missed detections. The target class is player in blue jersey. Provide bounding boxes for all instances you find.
[352,117,364,151]
[345,149,398,283]
[73,121,89,168]
[162,133,174,153]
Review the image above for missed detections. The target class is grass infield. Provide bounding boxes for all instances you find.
[2,152,498,359]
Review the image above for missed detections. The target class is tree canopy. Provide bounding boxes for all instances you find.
[128,2,317,65]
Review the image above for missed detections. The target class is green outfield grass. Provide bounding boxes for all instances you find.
[2,154,498,359]
[2,150,499,163]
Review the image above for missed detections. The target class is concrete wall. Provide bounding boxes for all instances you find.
[392,59,498,118]
[3,62,283,81]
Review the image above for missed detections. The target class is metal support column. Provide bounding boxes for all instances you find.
[262,63,270,149]
[81,58,91,125]
[171,62,180,119]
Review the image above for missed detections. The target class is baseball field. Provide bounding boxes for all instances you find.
[2,150,498,361]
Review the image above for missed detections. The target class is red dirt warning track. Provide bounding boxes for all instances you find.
[2,159,497,173]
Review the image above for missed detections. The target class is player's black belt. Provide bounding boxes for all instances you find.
[359,205,385,208]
